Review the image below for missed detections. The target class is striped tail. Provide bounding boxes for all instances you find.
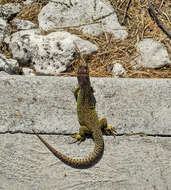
[32,129,104,169]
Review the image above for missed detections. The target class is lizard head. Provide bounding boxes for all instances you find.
[77,65,91,88]
[73,42,91,88]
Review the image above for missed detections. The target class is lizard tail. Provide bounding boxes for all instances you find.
[32,129,104,169]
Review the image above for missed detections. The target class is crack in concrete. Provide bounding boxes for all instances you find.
[118,133,171,137]
[0,131,171,137]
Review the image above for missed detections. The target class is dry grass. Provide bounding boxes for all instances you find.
[1,0,171,78]
[69,30,171,78]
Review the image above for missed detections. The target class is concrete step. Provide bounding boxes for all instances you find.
[0,76,171,189]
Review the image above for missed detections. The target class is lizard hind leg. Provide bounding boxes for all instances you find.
[71,125,91,144]
[100,118,116,136]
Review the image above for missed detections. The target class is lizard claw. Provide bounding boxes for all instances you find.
[104,126,117,136]
[69,139,80,144]
[70,134,85,145]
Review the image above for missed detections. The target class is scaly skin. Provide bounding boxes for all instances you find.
[32,55,115,169]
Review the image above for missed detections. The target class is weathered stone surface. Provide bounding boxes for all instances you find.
[5,30,98,74]
[12,18,36,30]
[0,18,6,31]
[112,63,126,77]
[0,134,171,190]
[0,76,171,189]
[23,0,34,6]
[131,38,170,69]
[0,71,9,75]
[38,0,127,39]
[0,76,170,134]
[22,67,36,76]
[0,3,21,20]
[0,53,19,74]
[4,29,41,66]
[0,18,7,45]
[0,18,12,49]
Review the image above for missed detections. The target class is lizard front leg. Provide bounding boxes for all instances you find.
[73,87,80,101]
[100,118,116,136]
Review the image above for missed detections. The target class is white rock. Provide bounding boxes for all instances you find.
[12,19,36,30]
[131,38,170,69]
[0,18,7,32]
[38,0,127,40]
[0,71,9,75]
[23,0,34,6]
[0,53,19,74]
[0,18,12,43]
[22,68,36,76]
[112,63,126,77]
[0,18,7,45]
[0,3,21,20]
[5,29,98,75]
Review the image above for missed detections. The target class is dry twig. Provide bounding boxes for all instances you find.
[121,0,132,25]
[147,0,171,39]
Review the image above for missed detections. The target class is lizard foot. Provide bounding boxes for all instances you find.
[70,134,85,145]
[104,126,117,136]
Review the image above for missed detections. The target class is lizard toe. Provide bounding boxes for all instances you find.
[104,126,117,136]
[71,134,85,144]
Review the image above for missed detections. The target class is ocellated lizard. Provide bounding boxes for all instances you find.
[32,43,116,169]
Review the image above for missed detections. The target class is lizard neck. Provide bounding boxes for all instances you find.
[77,86,95,110]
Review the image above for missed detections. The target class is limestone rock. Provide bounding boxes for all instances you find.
[131,38,170,69]
[0,3,21,21]
[23,0,34,6]
[5,29,98,75]
[0,53,19,74]
[22,67,36,76]
[12,19,36,30]
[38,0,127,40]
[112,63,126,77]
[0,18,7,47]
[0,71,9,75]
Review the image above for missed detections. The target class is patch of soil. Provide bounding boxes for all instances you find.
[1,0,171,78]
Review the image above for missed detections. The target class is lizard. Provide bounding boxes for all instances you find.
[32,43,116,169]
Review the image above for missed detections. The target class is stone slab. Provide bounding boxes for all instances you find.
[0,76,171,189]
[0,134,171,190]
[0,76,170,134]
